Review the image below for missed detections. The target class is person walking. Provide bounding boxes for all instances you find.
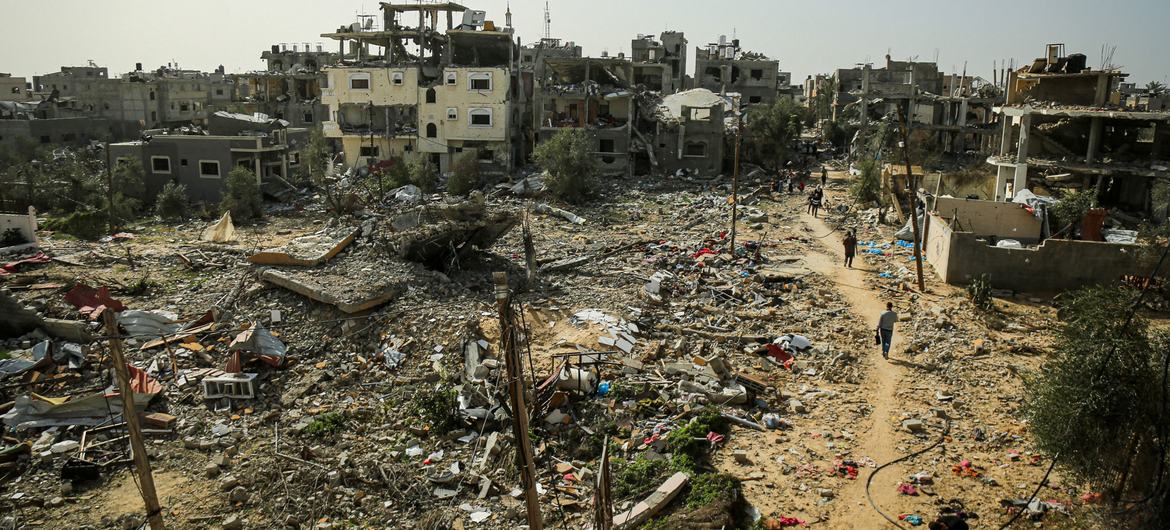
[808,186,824,217]
[821,167,828,188]
[877,302,898,360]
[843,230,857,268]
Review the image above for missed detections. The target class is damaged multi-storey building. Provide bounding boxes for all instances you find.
[988,43,1170,206]
[233,43,338,128]
[831,55,1002,155]
[0,96,112,150]
[630,31,688,94]
[319,2,522,175]
[923,44,1168,292]
[692,36,787,106]
[33,62,232,135]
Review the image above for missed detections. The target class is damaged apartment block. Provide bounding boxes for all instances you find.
[832,55,1002,155]
[694,36,786,106]
[320,2,521,175]
[535,56,638,176]
[233,43,339,128]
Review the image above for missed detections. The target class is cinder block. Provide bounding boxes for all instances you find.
[202,373,258,400]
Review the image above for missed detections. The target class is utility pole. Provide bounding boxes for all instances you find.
[493,272,543,530]
[105,142,114,234]
[729,108,743,253]
[896,102,926,292]
[102,310,165,530]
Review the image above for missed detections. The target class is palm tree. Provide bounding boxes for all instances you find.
[1146,81,1167,96]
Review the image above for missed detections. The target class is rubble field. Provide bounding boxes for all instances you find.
[0,169,1102,529]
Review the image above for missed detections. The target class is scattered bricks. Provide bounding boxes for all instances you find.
[222,514,243,530]
[903,419,925,433]
[141,412,177,429]
[202,373,258,400]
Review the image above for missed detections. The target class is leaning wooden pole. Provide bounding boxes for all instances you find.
[897,103,927,291]
[102,310,165,530]
[593,435,613,530]
[493,272,543,530]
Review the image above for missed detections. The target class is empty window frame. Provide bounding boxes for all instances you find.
[599,139,616,153]
[426,123,438,138]
[289,152,300,166]
[360,146,379,157]
[684,142,707,157]
[392,72,404,85]
[151,156,171,174]
[425,87,437,104]
[199,160,221,178]
[469,72,492,91]
[468,108,492,127]
[446,107,458,121]
[349,73,371,90]
[445,72,458,86]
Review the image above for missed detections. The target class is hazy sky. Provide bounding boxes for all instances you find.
[2,0,1168,86]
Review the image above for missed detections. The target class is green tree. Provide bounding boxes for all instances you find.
[744,98,805,170]
[1049,189,1096,238]
[1027,286,1170,514]
[220,167,264,222]
[407,156,437,193]
[303,128,331,186]
[154,182,191,220]
[104,159,144,228]
[447,153,482,196]
[1147,81,1167,97]
[849,158,883,206]
[534,128,595,204]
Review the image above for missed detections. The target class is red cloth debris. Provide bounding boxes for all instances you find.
[0,251,50,276]
[896,482,919,496]
[765,516,807,528]
[691,248,717,259]
[65,284,126,314]
[705,432,725,445]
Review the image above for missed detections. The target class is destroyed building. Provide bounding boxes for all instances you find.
[0,73,32,102]
[831,55,1001,155]
[319,3,521,175]
[988,43,1169,207]
[0,97,112,150]
[921,44,1168,292]
[107,111,308,203]
[534,55,637,176]
[630,31,688,94]
[233,43,338,128]
[33,63,230,134]
[633,88,729,177]
[693,36,782,105]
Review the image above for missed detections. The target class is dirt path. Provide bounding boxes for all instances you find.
[799,211,908,529]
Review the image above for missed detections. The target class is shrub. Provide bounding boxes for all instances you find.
[447,154,481,196]
[407,156,438,193]
[154,182,190,220]
[220,167,264,222]
[534,128,594,204]
[1049,189,1095,238]
[613,456,668,500]
[685,473,740,509]
[43,210,107,240]
[967,273,993,311]
[666,407,730,462]
[304,412,347,438]
[411,387,461,435]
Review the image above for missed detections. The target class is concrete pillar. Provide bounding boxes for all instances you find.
[955,98,969,153]
[1153,121,1168,160]
[1086,117,1103,163]
[1094,73,1110,107]
[998,114,1013,156]
[1012,113,1032,198]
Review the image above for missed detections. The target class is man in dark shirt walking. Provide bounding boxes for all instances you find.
[877,302,898,360]
[843,230,857,268]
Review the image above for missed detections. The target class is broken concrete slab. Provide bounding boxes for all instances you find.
[248,228,359,267]
[613,472,689,529]
[260,268,406,314]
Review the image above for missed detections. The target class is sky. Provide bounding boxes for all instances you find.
[2,0,1168,87]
